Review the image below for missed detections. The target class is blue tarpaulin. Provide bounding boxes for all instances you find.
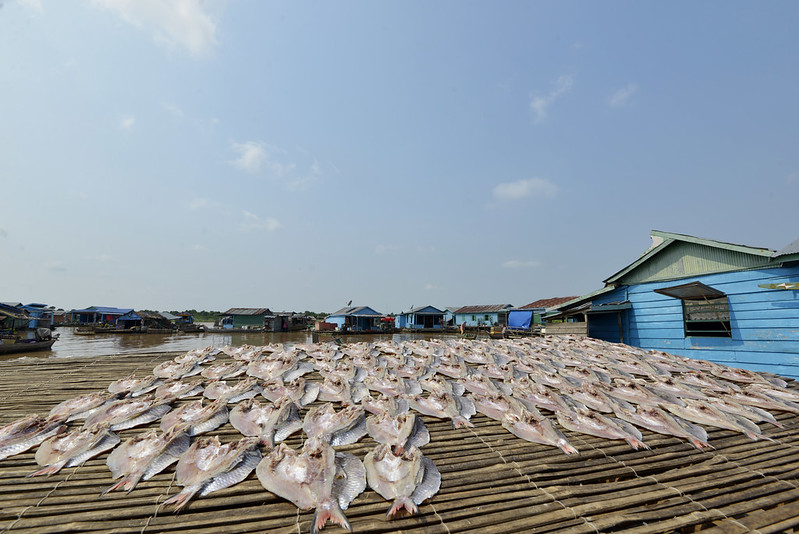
[508,310,533,330]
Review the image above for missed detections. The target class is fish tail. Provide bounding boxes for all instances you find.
[27,465,61,477]
[312,502,351,534]
[626,438,651,451]
[387,496,418,518]
[101,477,132,495]
[688,437,713,451]
[452,416,474,428]
[164,488,197,512]
[558,441,579,455]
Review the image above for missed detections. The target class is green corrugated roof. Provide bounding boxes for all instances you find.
[604,230,776,285]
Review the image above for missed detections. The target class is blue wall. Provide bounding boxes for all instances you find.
[589,266,799,379]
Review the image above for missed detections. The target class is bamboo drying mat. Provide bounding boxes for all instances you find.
[0,350,797,534]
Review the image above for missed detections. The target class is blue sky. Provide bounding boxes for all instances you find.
[1,0,797,314]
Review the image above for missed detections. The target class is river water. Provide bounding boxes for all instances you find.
[0,325,452,362]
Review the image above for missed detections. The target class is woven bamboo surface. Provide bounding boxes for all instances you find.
[0,350,797,534]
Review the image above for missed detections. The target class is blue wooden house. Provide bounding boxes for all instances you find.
[325,306,385,331]
[454,304,514,327]
[548,230,799,379]
[70,306,134,326]
[395,306,446,330]
[510,297,577,331]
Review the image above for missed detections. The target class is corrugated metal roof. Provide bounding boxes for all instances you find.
[407,305,445,314]
[774,237,799,258]
[222,308,271,316]
[328,306,384,317]
[71,306,134,315]
[605,230,776,285]
[519,297,578,310]
[453,304,513,314]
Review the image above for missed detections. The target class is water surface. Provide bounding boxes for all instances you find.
[0,326,452,362]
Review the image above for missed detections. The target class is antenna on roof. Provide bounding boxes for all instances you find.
[346,300,352,306]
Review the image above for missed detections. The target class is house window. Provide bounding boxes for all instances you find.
[471,315,475,321]
[484,315,490,321]
[654,281,732,338]
[682,297,731,338]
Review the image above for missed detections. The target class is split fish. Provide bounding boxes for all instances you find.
[408,392,475,428]
[83,395,172,431]
[229,397,302,447]
[303,403,367,447]
[364,444,440,517]
[365,411,429,453]
[0,414,66,461]
[48,391,114,423]
[502,410,578,455]
[160,399,229,436]
[164,436,261,511]
[30,426,120,476]
[261,377,320,407]
[104,428,191,494]
[256,437,366,534]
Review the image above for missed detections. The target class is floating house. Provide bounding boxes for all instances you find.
[218,308,272,330]
[453,304,514,327]
[547,230,799,379]
[70,306,133,326]
[325,306,385,332]
[18,303,55,330]
[510,297,577,331]
[395,306,446,330]
[264,312,309,332]
[0,303,33,333]
[114,311,174,331]
[1,302,55,331]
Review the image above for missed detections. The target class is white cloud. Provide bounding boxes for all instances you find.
[286,160,321,191]
[189,198,208,210]
[230,141,267,174]
[492,178,558,201]
[230,142,326,191]
[786,172,798,186]
[609,83,638,107]
[161,101,184,117]
[0,227,7,238]
[424,283,439,290]
[502,260,542,269]
[91,0,219,58]
[240,211,281,232]
[120,115,136,129]
[374,244,400,254]
[86,253,116,262]
[46,260,67,273]
[530,75,573,122]
[17,0,43,12]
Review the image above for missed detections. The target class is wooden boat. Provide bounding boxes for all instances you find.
[74,326,96,335]
[0,337,57,355]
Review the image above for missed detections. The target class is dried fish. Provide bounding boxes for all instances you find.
[229,397,302,447]
[364,444,440,517]
[0,414,66,461]
[256,437,366,534]
[160,399,229,436]
[104,428,190,494]
[366,411,429,453]
[164,436,261,510]
[30,426,119,477]
[303,403,367,446]
[84,395,171,432]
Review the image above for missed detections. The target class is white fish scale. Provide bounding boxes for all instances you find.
[142,434,190,480]
[200,448,260,496]
[332,452,366,509]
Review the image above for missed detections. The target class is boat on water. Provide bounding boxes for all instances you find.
[0,335,58,355]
